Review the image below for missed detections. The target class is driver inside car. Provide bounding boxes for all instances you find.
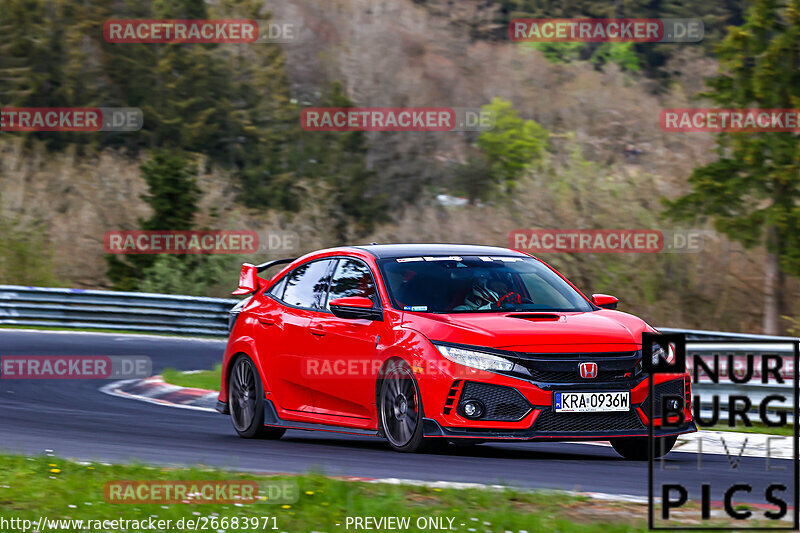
[455,276,518,310]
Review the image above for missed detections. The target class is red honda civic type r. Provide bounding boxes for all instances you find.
[217,244,695,458]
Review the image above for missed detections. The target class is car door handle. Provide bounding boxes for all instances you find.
[258,317,275,326]
[309,326,326,336]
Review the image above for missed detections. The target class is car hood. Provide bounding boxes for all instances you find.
[402,310,651,353]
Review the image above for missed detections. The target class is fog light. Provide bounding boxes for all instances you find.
[461,400,484,419]
[667,399,680,411]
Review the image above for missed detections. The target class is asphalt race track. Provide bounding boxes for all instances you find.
[0,330,794,507]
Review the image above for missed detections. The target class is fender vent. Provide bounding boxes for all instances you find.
[443,380,463,415]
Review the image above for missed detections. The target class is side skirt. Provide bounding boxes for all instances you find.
[261,399,380,437]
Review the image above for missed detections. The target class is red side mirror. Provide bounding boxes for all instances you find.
[328,296,374,309]
[232,263,258,295]
[591,293,619,310]
[328,297,382,321]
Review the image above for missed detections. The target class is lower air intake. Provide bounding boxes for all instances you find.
[458,381,532,421]
[533,409,645,433]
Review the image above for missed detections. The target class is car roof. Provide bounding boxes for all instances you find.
[351,243,528,259]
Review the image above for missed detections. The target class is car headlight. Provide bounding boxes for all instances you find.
[434,344,514,371]
[652,342,675,365]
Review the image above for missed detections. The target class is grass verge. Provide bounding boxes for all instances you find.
[0,452,651,532]
[161,365,222,390]
[706,421,795,436]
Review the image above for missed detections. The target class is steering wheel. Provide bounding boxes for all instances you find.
[497,292,527,307]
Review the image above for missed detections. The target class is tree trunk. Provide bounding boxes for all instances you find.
[763,226,784,335]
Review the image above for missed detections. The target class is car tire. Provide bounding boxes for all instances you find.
[378,361,429,453]
[228,355,286,440]
[610,435,678,460]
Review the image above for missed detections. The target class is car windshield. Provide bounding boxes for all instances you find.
[378,255,594,313]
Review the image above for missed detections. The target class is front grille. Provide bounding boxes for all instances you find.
[513,352,641,384]
[459,381,532,421]
[527,368,633,383]
[642,379,685,418]
[533,408,645,433]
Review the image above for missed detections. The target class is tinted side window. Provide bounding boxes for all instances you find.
[267,275,288,299]
[326,259,379,309]
[282,260,334,309]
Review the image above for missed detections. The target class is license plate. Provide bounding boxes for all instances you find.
[554,391,630,413]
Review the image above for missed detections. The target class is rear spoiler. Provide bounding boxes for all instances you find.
[233,257,297,295]
[255,257,297,273]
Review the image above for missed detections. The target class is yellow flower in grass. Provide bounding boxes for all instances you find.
[281,505,291,509]
[50,468,61,474]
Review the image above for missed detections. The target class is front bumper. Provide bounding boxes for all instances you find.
[425,374,697,440]
[423,416,697,441]
[420,353,695,439]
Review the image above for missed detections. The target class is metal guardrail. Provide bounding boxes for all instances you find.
[686,341,798,423]
[660,329,800,420]
[0,285,238,336]
[4,286,795,340]
[658,329,799,422]
[0,282,796,346]
[659,327,800,342]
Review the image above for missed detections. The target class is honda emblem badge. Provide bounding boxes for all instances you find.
[579,362,598,379]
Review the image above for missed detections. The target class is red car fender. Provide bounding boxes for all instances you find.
[218,329,273,405]
[377,324,455,418]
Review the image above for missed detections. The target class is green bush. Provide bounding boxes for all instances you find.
[0,217,57,286]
